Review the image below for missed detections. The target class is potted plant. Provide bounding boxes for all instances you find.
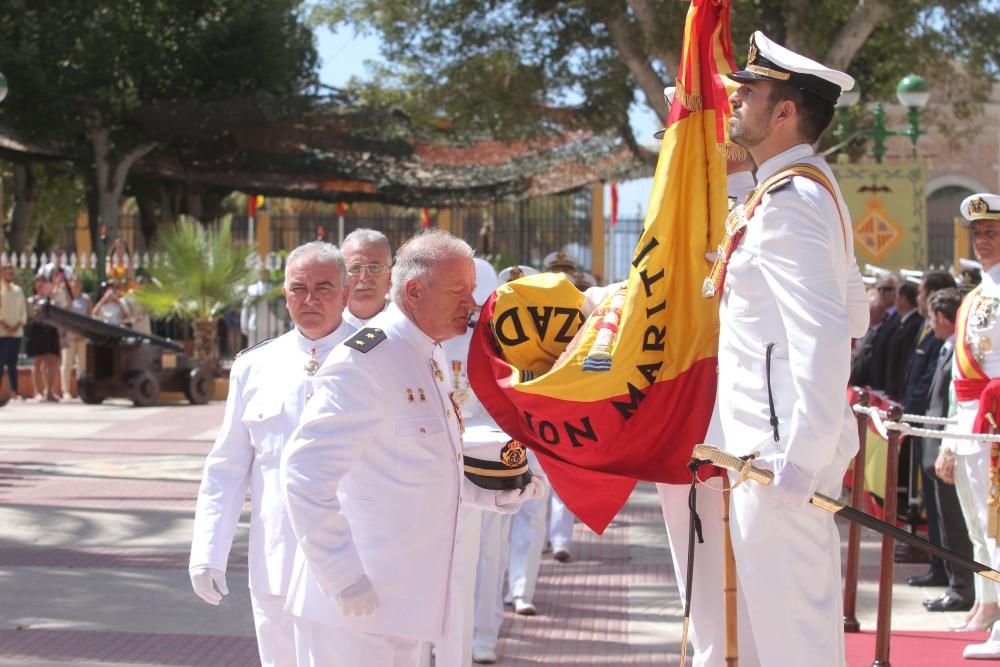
[136,216,255,373]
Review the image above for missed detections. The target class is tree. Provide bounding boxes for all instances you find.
[315,0,1000,159]
[0,0,318,245]
[135,217,255,371]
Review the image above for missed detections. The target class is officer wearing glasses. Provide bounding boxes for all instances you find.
[341,229,392,329]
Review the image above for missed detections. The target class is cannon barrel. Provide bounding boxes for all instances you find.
[38,299,183,353]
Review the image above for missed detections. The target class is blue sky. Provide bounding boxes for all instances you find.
[315,25,656,222]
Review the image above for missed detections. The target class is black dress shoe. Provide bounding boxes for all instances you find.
[908,571,949,587]
[923,593,973,612]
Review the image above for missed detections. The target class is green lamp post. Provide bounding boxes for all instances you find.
[834,74,931,163]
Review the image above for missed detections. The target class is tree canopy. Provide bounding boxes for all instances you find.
[315,0,1000,156]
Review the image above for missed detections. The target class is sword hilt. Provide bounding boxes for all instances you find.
[692,444,774,486]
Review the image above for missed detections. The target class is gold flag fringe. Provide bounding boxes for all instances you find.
[676,87,703,112]
[717,143,749,161]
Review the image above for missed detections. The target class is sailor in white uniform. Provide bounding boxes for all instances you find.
[341,228,392,329]
[715,32,868,666]
[281,230,546,667]
[188,241,354,667]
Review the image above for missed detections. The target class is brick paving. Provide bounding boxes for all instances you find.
[0,399,978,665]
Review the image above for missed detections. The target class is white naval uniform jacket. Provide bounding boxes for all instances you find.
[718,143,869,479]
[281,303,509,642]
[189,324,353,595]
[947,264,1000,456]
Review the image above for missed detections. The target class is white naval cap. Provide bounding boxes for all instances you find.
[462,424,533,491]
[729,31,855,106]
[543,250,577,272]
[960,193,1000,227]
[498,265,539,283]
[473,257,500,306]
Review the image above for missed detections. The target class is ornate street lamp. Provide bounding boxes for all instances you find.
[834,74,931,163]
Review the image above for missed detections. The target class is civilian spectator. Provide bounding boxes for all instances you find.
[92,281,131,327]
[61,275,92,400]
[0,264,27,400]
[25,276,61,402]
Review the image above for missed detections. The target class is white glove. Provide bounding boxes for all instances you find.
[190,566,228,606]
[771,461,819,508]
[496,474,548,512]
[336,574,379,617]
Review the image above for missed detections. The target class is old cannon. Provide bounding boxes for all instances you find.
[38,300,212,407]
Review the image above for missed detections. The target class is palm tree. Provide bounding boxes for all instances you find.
[136,217,255,371]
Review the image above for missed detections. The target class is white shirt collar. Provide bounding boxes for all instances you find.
[343,301,388,330]
[292,322,349,356]
[381,302,438,359]
[754,143,815,183]
[982,264,1000,288]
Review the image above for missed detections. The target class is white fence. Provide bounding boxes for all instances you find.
[1,251,289,273]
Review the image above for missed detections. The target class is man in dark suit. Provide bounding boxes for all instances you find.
[902,271,959,415]
[883,282,922,400]
[865,274,900,392]
[911,289,975,613]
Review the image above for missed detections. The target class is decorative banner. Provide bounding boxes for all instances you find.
[831,160,926,270]
[468,0,735,533]
[420,208,431,229]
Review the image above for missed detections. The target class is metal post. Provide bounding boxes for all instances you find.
[871,104,889,164]
[844,388,870,632]
[873,404,903,667]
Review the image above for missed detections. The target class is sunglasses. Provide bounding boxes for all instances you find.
[346,262,388,276]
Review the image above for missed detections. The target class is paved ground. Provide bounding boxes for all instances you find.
[0,399,980,665]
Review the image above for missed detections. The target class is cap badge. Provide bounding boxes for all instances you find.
[970,197,989,216]
[747,38,759,67]
[500,439,527,468]
[511,267,523,280]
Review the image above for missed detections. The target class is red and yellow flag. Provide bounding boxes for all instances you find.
[468,0,738,533]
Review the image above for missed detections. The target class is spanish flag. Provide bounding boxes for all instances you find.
[468,0,739,533]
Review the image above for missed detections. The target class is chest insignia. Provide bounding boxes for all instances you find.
[304,348,319,376]
[345,328,386,353]
[431,358,445,382]
[449,392,465,433]
[418,388,427,402]
[406,388,415,404]
[967,294,1000,363]
[451,360,469,406]
[500,439,527,468]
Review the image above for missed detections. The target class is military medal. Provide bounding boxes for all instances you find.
[304,348,319,376]
[451,360,469,406]
[431,358,444,382]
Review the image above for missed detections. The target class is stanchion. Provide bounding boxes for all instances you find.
[873,404,903,667]
[844,388,870,633]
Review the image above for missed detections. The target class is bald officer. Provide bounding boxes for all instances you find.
[189,241,354,667]
[281,230,546,667]
[716,32,869,665]
[341,228,392,329]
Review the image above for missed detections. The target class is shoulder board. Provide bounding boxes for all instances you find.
[763,176,794,194]
[344,327,387,353]
[235,337,275,359]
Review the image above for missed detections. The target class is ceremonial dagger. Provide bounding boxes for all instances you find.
[692,444,1000,584]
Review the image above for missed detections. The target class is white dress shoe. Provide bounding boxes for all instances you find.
[513,597,537,616]
[472,646,497,664]
[963,641,1000,659]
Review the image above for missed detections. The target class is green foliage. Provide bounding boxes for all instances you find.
[136,216,255,324]
[315,0,1000,145]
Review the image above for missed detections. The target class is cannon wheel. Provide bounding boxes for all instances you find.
[78,373,106,405]
[184,366,212,405]
[129,370,160,407]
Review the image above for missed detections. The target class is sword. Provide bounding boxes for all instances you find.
[692,444,1000,585]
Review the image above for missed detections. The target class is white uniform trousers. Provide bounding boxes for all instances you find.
[508,492,548,603]
[473,510,512,652]
[548,491,575,550]
[432,506,482,667]
[658,480,731,667]
[958,447,1000,604]
[728,472,846,667]
[249,591,296,667]
[293,617,423,667]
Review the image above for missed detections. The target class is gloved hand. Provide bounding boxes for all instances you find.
[336,574,379,617]
[190,566,228,606]
[496,474,548,512]
[770,461,819,508]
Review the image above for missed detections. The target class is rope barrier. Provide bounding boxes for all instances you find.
[853,404,1000,443]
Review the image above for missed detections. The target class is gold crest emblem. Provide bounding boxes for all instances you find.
[510,266,523,280]
[970,197,989,216]
[747,36,759,66]
[500,439,527,468]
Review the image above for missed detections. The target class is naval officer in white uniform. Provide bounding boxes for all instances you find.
[717,32,869,665]
[281,230,546,667]
[188,241,354,667]
[341,228,392,329]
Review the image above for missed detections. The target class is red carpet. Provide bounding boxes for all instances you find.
[846,630,997,665]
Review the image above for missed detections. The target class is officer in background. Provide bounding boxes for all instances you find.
[718,32,869,665]
[945,195,1000,659]
[188,241,354,667]
[341,228,392,329]
[281,230,546,667]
